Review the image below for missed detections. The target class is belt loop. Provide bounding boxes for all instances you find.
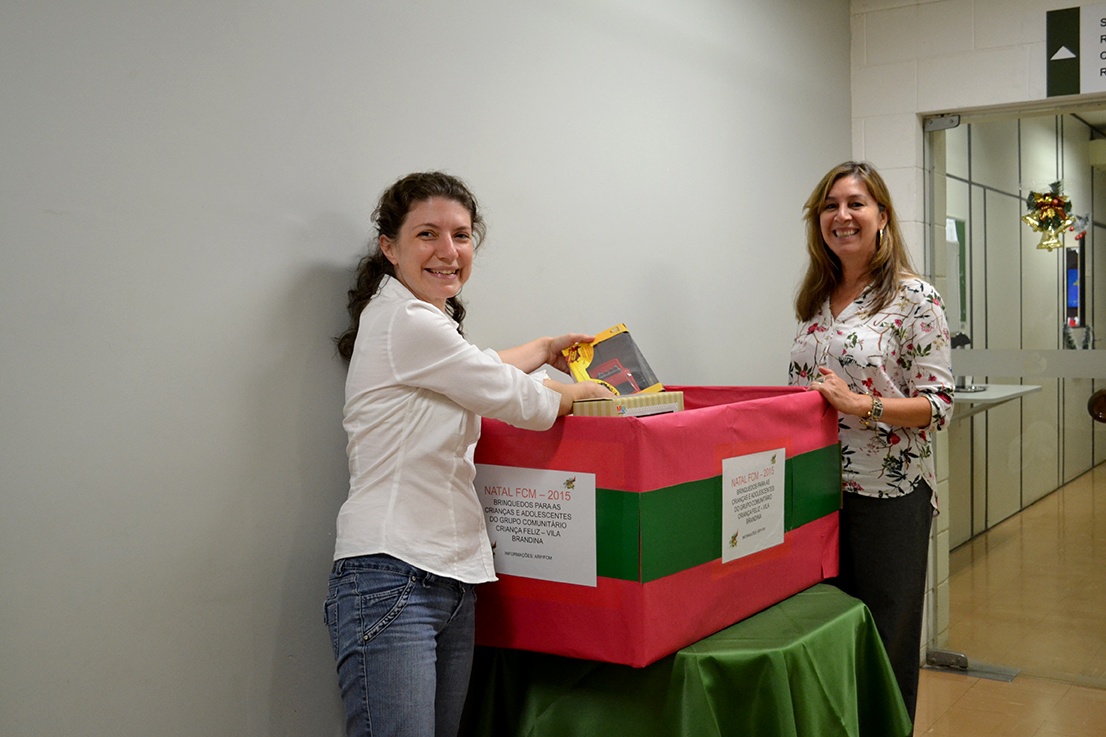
[334,558,345,575]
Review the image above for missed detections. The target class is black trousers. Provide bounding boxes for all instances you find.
[835,484,933,724]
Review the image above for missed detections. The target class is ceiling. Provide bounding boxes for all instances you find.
[1072,108,1106,135]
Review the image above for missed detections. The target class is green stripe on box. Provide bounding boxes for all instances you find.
[595,487,642,580]
[595,444,841,582]
[788,443,842,525]
[639,477,720,581]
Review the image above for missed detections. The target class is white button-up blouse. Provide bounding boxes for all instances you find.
[334,277,561,583]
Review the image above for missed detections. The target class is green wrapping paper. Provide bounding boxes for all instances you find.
[461,584,912,737]
[597,444,841,581]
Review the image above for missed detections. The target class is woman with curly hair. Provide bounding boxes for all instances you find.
[326,171,607,737]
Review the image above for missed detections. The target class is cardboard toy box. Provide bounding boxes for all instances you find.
[571,391,684,417]
[473,386,841,668]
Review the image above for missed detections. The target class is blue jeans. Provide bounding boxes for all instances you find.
[324,554,477,737]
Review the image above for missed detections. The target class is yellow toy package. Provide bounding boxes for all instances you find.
[562,324,663,395]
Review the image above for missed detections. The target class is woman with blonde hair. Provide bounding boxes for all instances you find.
[789,161,955,724]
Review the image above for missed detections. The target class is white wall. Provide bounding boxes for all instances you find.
[0,2,852,734]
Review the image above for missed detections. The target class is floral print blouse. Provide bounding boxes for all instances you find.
[789,277,955,500]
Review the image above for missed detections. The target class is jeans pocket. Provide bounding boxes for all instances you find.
[356,571,416,644]
[327,568,417,663]
[323,594,340,661]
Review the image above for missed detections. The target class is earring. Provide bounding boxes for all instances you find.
[877,228,885,247]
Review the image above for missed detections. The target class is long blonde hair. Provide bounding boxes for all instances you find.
[794,161,917,321]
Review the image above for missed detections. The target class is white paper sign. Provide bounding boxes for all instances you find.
[1081,3,1106,94]
[721,448,786,563]
[475,464,596,587]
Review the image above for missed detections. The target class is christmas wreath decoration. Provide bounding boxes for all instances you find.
[1021,181,1074,252]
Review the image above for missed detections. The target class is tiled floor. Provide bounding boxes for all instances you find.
[913,462,1106,736]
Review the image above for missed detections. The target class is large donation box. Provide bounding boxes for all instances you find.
[472,386,841,668]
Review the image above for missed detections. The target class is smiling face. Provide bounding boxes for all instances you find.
[379,196,474,312]
[819,175,888,270]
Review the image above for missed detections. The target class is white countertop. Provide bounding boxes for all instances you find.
[953,384,1041,421]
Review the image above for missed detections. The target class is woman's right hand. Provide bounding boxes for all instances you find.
[808,366,871,417]
[544,379,613,416]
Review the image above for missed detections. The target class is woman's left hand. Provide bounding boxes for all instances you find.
[546,333,595,374]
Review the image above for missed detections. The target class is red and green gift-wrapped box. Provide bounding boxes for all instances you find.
[473,386,841,668]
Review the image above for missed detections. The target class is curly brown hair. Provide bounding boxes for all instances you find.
[334,172,487,361]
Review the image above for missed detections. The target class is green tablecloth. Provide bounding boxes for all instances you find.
[461,584,911,737]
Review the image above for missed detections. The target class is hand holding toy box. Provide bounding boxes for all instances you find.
[564,324,680,417]
[562,324,663,395]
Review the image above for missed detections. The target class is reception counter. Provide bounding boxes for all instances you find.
[461,583,912,737]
